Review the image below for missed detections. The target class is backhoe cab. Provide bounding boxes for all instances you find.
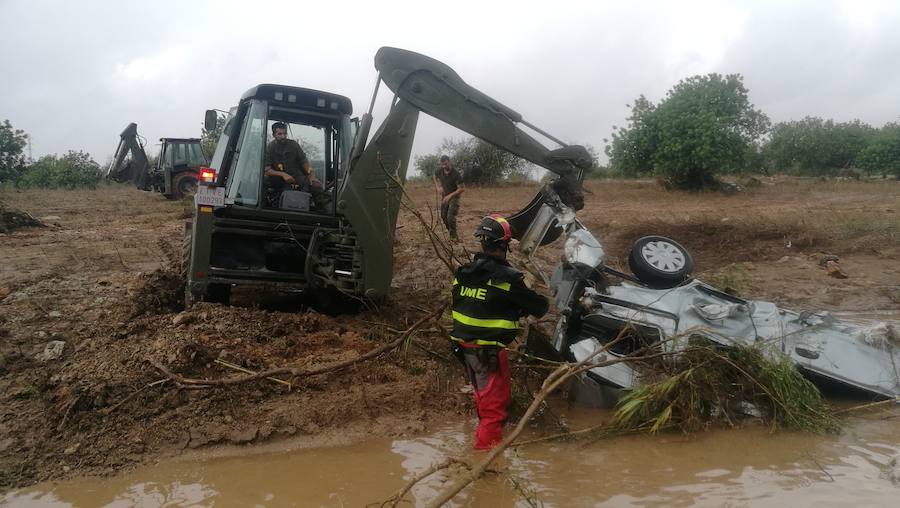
[184,47,591,306]
[106,123,208,199]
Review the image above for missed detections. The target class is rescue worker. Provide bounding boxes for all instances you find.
[264,122,330,209]
[433,155,465,240]
[450,214,549,449]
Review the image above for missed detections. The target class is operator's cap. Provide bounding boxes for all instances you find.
[474,214,512,242]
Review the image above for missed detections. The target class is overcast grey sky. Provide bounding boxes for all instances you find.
[2,0,899,166]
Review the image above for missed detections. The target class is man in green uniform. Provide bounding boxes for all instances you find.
[433,155,465,240]
[264,122,329,209]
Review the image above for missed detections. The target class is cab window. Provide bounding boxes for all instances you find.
[225,100,266,207]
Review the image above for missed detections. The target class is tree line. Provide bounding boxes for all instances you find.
[418,74,900,189]
[0,120,102,189]
[6,74,900,192]
[606,74,900,188]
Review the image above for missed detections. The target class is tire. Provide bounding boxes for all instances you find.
[172,172,198,200]
[628,236,693,289]
[309,288,360,315]
[182,223,195,309]
[204,284,231,305]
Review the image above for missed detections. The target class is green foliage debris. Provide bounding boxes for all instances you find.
[611,341,841,435]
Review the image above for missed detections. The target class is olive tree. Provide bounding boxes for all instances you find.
[200,114,226,158]
[762,117,875,174]
[0,119,29,185]
[857,122,900,179]
[607,74,770,189]
[416,137,529,184]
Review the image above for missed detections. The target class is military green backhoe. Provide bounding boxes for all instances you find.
[106,123,208,199]
[183,47,591,306]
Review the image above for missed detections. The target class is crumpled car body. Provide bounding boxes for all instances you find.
[563,278,900,399]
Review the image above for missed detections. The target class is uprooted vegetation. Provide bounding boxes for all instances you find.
[0,203,46,234]
[610,341,842,435]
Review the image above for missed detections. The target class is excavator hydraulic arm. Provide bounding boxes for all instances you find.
[373,46,588,233]
[106,122,151,189]
[339,47,593,298]
[373,47,593,180]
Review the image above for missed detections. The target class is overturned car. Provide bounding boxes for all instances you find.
[513,187,900,401]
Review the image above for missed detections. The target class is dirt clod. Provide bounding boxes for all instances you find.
[41,341,66,361]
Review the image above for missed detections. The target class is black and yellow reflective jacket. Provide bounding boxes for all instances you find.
[450,253,549,347]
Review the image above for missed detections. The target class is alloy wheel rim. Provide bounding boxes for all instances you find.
[640,241,685,273]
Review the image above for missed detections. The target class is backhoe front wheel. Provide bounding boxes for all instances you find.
[204,284,231,304]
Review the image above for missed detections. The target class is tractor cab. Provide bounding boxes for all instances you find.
[185,85,357,305]
[209,85,354,214]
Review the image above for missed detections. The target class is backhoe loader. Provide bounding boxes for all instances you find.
[184,47,591,305]
[106,123,208,199]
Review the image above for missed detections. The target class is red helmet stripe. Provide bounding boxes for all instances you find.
[490,214,512,241]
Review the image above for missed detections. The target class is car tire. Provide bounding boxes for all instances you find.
[628,236,693,289]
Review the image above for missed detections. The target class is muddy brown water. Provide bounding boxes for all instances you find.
[4,406,899,507]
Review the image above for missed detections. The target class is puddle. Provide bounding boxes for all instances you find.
[5,407,900,507]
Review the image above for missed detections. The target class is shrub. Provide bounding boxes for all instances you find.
[18,150,101,189]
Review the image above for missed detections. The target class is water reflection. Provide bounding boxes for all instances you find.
[3,409,899,507]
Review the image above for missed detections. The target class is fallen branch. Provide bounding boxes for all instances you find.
[150,305,445,389]
[57,398,78,432]
[102,378,169,415]
[833,397,900,415]
[512,421,611,448]
[214,358,293,388]
[377,458,468,508]
[379,159,468,274]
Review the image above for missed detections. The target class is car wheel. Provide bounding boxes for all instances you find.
[628,236,693,289]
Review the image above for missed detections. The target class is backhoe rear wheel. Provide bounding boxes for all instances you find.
[172,172,198,200]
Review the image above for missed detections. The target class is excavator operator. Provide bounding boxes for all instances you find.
[449,214,549,449]
[264,122,329,209]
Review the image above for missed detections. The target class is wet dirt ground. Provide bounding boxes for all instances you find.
[1,178,899,503]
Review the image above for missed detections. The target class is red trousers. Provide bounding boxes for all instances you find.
[462,347,511,450]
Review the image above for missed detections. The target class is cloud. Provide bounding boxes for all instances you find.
[2,0,900,165]
[115,46,191,82]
